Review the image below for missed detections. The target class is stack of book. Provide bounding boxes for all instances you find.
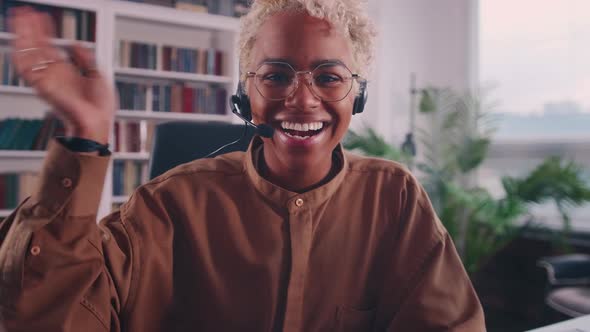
[0,53,25,87]
[119,0,248,17]
[118,41,225,76]
[1,1,96,42]
[152,83,227,114]
[0,172,39,209]
[117,80,227,115]
[118,41,158,70]
[163,46,224,76]
[117,81,149,110]
[114,120,141,153]
[113,120,155,153]
[113,160,147,196]
[0,116,64,150]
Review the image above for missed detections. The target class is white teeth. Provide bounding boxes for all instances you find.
[284,131,311,140]
[280,121,324,131]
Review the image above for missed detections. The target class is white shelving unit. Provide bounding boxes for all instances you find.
[114,67,233,84]
[0,31,96,49]
[0,150,46,159]
[0,210,13,218]
[0,0,241,219]
[0,85,35,95]
[116,109,232,123]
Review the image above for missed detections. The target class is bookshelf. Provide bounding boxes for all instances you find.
[114,67,233,84]
[0,85,35,95]
[0,31,96,49]
[0,0,243,219]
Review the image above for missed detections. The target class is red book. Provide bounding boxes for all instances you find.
[113,122,120,152]
[163,47,171,71]
[182,86,194,113]
[215,51,223,76]
[88,12,96,42]
[127,122,140,152]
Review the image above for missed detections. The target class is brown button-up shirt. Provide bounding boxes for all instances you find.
[0,137,485,331]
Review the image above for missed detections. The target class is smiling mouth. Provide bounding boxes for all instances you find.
[278,121,327,140]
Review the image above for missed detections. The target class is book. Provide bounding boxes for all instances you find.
[112,160,147,196]
[1,2,96,41]
[0,172,39,209]
[175,0,207,13]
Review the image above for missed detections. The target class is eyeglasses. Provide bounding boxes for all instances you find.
[246,61,364,102]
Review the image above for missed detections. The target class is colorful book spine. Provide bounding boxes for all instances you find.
[119,41,158,70]
[117,0,242,17]
[0,116,63,150]
[0,172,39,209]
[1,1,96,41]
[112,160,148,196]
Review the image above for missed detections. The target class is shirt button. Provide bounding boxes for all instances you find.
[30,246,41,256]
[295,198,304,207]
[62,177,73,188]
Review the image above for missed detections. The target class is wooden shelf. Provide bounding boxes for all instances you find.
[113,152,150,160]
[116,110,232,123]
[0,209,13,218]
[0,150,46,159]
[111,1,240,32]
[114,67,232,84]
[0,85,36,95]
[0,32,96,49]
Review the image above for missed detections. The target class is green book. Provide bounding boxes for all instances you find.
[0,119,16,149]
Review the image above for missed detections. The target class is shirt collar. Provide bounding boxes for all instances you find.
[243,136,348,213]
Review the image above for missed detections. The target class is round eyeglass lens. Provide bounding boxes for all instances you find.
[254,62,297,100]
[311,63,354,102]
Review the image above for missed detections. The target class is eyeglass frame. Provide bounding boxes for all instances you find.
[244,61,366,102]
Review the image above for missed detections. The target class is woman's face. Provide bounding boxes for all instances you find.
[247,12,357,174]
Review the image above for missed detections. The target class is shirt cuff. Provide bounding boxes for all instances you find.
[26,138,111,218]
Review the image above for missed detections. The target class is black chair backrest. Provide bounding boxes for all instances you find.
[148,121,256,179]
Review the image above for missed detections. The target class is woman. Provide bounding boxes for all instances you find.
[0,0,485,331]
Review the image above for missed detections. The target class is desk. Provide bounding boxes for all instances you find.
[526,315,590,331]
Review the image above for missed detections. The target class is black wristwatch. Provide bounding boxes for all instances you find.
[56,136,111,156]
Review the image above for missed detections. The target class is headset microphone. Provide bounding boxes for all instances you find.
[230,95,275,138]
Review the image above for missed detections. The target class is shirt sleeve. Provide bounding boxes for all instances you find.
[0,139,134,332]
[379,176,486,331]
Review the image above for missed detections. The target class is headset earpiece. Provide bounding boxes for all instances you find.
[352,80,368,115]
[230,82,253,121]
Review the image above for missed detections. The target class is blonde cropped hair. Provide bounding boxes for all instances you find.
[238,0,377,80]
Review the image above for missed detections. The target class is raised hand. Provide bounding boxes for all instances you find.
[9,6,116,145]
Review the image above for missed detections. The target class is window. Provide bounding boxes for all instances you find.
[479,0,590,231]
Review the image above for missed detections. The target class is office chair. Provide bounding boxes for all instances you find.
[148,121,256,179]
[537,254,590,317]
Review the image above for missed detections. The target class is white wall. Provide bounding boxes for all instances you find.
[353,0,477,146]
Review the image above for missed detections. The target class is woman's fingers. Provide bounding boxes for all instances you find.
[70,44,101,78]
[9,8,64,84]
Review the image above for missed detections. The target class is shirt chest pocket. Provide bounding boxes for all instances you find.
[334,305,376,332]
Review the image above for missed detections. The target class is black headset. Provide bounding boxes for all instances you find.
[230,79,368,122]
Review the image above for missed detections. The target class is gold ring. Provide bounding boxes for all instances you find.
[30,60,57,72]
[14,47,41,54]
